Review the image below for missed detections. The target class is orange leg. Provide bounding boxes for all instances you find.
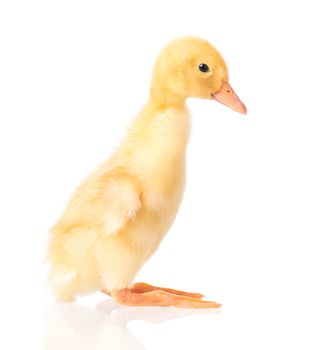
[130,282,205,299]
[111,288,221,309]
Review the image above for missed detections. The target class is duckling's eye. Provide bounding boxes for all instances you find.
[198,63,210,73]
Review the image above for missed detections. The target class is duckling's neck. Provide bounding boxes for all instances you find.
[150,87,187,111]
[127,95,191,157]
[138,95,190,134]
[123,94,191,159]
[146,94,187,113]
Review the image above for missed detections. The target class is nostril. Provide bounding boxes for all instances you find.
[226,89,232,94]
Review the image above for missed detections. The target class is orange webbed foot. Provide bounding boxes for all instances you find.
[110,285,221,309]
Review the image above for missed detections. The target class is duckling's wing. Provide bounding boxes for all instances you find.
[101,174,141,236]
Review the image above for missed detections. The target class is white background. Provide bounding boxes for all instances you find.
[0,0,310,349]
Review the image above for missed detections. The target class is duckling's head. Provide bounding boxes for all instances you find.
[150,36,246,114]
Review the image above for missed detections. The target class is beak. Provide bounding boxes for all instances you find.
[211,82,247,114]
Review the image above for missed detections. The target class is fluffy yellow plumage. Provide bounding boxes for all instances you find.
[47,36,246,307]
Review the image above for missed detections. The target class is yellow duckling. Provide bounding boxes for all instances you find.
[47,36,246,308]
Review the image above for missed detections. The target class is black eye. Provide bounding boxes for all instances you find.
[198,63,210,73]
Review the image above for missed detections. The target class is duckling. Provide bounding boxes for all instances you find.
[47,36,246,308]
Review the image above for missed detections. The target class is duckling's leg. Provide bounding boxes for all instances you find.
[131,282,205,299]
[111,289,221,308]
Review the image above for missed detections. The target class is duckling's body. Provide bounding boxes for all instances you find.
[48,37,246,307]
[48,102,189,300]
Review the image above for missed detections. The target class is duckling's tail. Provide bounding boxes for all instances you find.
[47,265,77,302]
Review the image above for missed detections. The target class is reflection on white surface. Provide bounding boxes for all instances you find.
[44,299,220,350]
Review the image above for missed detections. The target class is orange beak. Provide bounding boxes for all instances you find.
[211,82,247,114]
